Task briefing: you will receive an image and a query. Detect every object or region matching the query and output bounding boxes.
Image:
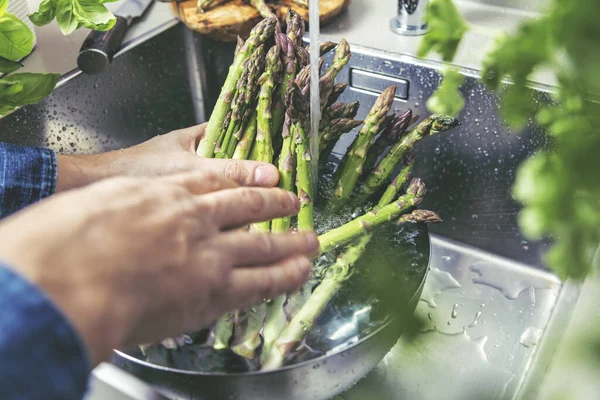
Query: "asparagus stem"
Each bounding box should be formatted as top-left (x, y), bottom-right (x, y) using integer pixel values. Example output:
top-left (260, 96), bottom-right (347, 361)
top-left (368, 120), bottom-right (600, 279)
top-left (356, 115), bottom-right (458, 203)
top-left (261, 296), bottom-right (288, 364)
top-left (261, 235), bottom-right (370, 370)
top-left (378, 152), bottom-right (415, 206)
top-left (271, 114), bottom-right (296, 232)
top-left (250, 0), bottom-right (276, 19)
top-left (197, 18), bottom-right (276, 158)
top-left (212, 312), bottom-right (235, 350)
top-left (272, 33), bottom-right (297, 159)
top-left (319, 178), bottom-right (426, 253)
top-left (232, 112), bottom-right (258, 160)
top-left (294, 123), bottom-right (314, 231)
top-left (362, 110), bottom-right (413, 177)
top-left (218, 44), bottom-right (267, 159)
top-left (231, 304), bottom-right (267, 359)
top-left (330, 86), bottom-right (397, 210)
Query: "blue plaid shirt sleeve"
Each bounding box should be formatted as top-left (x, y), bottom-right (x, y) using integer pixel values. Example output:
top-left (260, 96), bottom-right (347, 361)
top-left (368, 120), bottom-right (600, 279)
top-left (0, 142), bottom-right (57, 219)
top-left (0, 264), bottom-right (91, 400)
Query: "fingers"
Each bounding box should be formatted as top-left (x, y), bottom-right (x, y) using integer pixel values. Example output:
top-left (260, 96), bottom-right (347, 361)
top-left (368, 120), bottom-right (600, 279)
top-left (160, 171), bottom-right (239, 195)
top-left (199, 187), bottom-right (300, 230)
top-left (194, 158), bottom-right (280, 187)
top-left (172, 123), bottom-right (207, 152)
top-left (212, 231), bottom-right (319, 267)
top-left (225, 255), bottom-right (312, 309)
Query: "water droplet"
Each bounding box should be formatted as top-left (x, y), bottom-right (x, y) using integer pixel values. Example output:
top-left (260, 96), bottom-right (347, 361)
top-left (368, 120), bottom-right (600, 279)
top-left (471, 214), bottom-right (479, 220)
top-left (520, 327), bottom-right (543, 348)
top-left (451, 303), bottom-right (459, 318)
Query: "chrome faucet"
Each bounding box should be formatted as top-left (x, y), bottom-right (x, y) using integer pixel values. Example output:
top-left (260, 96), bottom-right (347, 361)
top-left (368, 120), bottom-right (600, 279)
top-left (391, 0), bottom-right (428, 36)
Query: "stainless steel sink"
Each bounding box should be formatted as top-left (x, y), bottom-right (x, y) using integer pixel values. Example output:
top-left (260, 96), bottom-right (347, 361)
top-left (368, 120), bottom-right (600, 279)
top-left (0, 22), bottom-right (580, 400)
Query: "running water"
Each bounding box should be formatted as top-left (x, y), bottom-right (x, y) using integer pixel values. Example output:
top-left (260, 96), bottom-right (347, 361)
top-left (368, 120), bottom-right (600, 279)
top-left (309, 0), bottom-right (321, 194)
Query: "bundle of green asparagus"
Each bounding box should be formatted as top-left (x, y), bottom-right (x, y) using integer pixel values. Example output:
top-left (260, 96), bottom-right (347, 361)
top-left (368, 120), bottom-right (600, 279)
top-left (146, 14), bottom-right (458, 371)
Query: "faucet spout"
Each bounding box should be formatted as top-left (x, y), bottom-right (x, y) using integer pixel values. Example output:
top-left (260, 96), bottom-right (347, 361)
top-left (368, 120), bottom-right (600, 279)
top-left (391, 0), bottom-right (428, 36)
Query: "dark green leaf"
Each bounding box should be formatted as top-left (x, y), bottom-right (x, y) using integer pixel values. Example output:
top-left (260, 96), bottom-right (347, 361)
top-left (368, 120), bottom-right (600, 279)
top-left (73, 0), bottom-right (115, 31)
top-left (418, 0), bottom-right (468, 62)
top-left (0, 55), bottom-right (22, 73)
top-left (0, 72), bottom-right (59, 115)
top-left (0, 13), bottom-right (34, 60)
top-left (56, 0), bottom-right (78, 35)
top-left (426, 68), bottom-right (464, 117)
top-left (29, 0), bottom-right (58, 26)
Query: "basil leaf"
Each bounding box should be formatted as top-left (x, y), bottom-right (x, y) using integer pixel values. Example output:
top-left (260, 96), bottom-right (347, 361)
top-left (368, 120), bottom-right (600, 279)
top-left (73, 0), bottom-right (115, 31)
top-left (426, 69), bottom-right (464, 117)
top-left (418, 0), bottom-right (468, 62)
top-left (56, 0), bottom-right (78, 35)
top-left (0, 72), bottom-right (59, 115)
top-left (0, 0), bottom-right (7, 16)
top-left (29, 0), bottom-right (58, 26)
top-left (0, 13), bottom-right (34, 61)
top-left (0, 55), bottom-right (22, 73)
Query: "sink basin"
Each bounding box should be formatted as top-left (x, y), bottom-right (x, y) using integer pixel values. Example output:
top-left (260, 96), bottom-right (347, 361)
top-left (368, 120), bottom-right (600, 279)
top-left (0, 22), bottom-right (579, 400)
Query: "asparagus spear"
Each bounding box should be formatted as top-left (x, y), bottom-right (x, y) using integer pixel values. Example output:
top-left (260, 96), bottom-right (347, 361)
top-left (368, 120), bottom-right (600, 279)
top-left (263, 205), bottom-right (441, 369)
top-left (197, 18), bottom-right (276, 158)
top-left (231, 305), bottom-right (267, 359)
top-left (234, 36), bottom-right (244, 58)
top-left (326, 101), bottom-right (360, 120)
top-left (197, 0), bottom-right (229, 12)
top-left (250, 45), bottom-right (283, 231)
top-left (212, 312), bottom-right (235, 350)
top-left (326, 82), bottom-right (349, 107)
top-left (307, 41), bottom-right (337, 57)
top-left (250, 0), bottom-right (276, 19)
top-left (271, 87), bottom-right (297, 233)
top-left (356, 115), bottom-right (458, 203)
top-left (397, 209), bottom-right (443, 224)
top-left (330, 86), bottom-right (397, 210)
top-left (272, 33), bottom-right (296, 159)
top-left (294, 123), bottom-right (313, 230)
top-left (362, 110), bottom-right (413, 178)
top-left (323, 39), bottom-right (351, 79)
top-left (295, 45), bottom-right (310, 69)
top-left (232, 112), bottom-right (258, 160)
top-left (319, 178), bottom-right (426, 253)
top-left (378, 151), bottom-right (415, 206)
top-left (319, 118), bottom-right (363, 160)
top-left (219, 44), bottom-right (267, 159)
top-left (286, 9), bottom-right (305, 47)
top-left (262, 235), bottom-right (371, 370)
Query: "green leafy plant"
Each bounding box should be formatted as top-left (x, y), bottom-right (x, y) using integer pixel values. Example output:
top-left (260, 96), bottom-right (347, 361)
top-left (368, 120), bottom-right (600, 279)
top-left (29, 0), bottom-right (117, 35)
top-left (421, 0), bottom-right (600, 280)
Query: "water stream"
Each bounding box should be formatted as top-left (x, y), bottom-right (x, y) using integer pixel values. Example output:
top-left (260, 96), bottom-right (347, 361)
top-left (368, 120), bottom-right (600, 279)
top-left (309, 0), bottom-right (321, 195)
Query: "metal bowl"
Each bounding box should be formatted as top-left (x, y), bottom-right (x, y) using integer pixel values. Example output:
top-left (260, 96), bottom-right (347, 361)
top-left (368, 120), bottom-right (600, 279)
top-left (112, 216), bottom-right (431, 400)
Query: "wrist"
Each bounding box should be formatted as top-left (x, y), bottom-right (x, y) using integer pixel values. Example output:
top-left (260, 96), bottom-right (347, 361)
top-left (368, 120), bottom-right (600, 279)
top-left (56, 153), bottom-right (111, 192)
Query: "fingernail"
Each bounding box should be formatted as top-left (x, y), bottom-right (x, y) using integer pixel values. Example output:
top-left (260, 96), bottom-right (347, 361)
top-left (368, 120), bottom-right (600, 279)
top-left (254, 165), bottom-right (278, 187)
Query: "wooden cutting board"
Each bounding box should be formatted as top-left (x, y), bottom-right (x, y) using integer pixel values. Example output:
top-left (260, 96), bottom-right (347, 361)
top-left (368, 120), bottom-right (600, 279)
top-left (171, 0), bottom-right (349, 42)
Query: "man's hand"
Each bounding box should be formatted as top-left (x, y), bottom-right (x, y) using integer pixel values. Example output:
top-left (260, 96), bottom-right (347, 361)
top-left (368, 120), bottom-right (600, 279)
top-left (56, 124), bottom-right (279, 191)
top-left (0, 172), bottom-right (317, 367)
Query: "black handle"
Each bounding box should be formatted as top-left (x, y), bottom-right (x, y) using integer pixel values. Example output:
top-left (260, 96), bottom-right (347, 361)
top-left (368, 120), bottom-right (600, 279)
top-left (77, 16), bottom-right (129, 74)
